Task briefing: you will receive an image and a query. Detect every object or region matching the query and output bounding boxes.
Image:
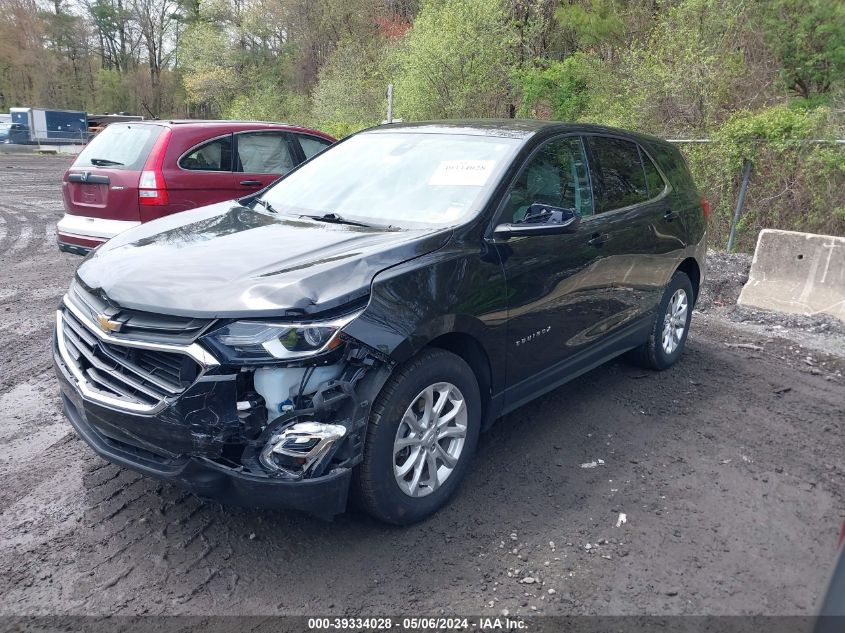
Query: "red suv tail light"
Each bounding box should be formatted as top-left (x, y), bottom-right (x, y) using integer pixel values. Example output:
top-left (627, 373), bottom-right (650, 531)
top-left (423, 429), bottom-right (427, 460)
top-left (138, 128), bottom-right (172, 206)
top-left (701, 197), bottom-right (710, 219)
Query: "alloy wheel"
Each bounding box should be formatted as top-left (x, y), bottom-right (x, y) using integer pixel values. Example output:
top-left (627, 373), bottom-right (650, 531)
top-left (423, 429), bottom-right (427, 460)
top-left (661, 288), bottom-right (689, 355)
top-left (393, 382), bottom-right (467, 498)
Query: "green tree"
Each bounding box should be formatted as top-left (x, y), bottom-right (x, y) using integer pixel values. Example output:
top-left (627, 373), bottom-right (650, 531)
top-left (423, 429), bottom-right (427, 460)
top-left (513, 52), bottom-right (600, 120)
top-left (180, 21), bottom-right (238, 114)
top-left (763, 0), bottom-right (845, 98)
top-left (555, 0), bottom-right (658, 58)
top-left (311, 36), bottom-right (397, 129)
top-left (394, 0), bottom-right (517, 120)
top-left (583, 0), bottom-right (750, 134)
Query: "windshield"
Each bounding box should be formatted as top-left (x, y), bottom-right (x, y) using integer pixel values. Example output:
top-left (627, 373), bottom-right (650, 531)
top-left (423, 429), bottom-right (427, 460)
top-left (74, 123), bottom-right (163, 170)
top-left (260, 132), bottom-right (521, 227)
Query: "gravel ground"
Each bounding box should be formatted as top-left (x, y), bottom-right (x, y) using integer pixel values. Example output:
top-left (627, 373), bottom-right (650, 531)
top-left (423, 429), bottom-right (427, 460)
top-left (0, 154), bottom-right (843, 618)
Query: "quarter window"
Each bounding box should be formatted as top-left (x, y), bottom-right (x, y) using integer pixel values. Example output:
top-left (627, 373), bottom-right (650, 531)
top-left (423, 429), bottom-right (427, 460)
top-left (640, 146), bottom-right (666, 198)
top-left (501, 136), bottom-right (594, 223)
top-left (298, 135), bottom-right (332, 159)
top-left (588, 137), bottom-right (649, 213)
top-left (236, 132), bottom-right (295, 174)
top-left (180, 136), bottom-right (233, 171)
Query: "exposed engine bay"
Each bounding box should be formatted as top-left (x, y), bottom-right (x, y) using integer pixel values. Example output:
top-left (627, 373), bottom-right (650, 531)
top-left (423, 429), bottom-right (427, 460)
top-left (232, 338), bottom-right (394, 481)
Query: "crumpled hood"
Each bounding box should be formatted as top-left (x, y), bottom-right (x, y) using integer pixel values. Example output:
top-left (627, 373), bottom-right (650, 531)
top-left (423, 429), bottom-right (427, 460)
top-left (76, 201), bottom-right (452, 318)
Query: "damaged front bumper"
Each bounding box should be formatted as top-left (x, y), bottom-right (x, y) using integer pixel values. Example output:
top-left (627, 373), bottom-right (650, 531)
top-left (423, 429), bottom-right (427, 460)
top-left (52, 296), bottom-right (391, 519)
top-left (57, 383), bottom-right (352, 516)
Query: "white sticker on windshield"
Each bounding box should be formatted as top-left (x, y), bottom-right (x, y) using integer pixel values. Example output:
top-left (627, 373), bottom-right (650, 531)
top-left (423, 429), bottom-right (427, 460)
top-left (428, 160), bottom-right (495, 187)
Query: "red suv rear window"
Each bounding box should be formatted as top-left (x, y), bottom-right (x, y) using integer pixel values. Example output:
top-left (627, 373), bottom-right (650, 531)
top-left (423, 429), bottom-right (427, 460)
top-left (74, 124), bottom-right (164, 171)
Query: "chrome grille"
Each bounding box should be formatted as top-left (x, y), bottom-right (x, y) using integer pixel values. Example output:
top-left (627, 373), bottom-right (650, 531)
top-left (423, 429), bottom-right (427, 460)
top-left (69, 282), bottom-right (213, 344)
top-left (56, 296), bottom-right (218, 413)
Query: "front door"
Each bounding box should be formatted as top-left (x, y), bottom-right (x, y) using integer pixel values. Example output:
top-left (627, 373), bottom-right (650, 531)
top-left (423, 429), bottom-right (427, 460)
top-left (491, 135), bottom-right (614, 401)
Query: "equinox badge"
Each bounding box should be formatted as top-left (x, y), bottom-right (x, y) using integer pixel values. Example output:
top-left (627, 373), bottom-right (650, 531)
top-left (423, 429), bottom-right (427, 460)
top-left (515, 326), bottom-right (551, 347)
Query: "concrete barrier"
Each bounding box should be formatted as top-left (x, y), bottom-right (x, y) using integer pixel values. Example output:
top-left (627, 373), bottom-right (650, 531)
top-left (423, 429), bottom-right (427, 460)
top-left (738, 229), bottom-right (845, 322)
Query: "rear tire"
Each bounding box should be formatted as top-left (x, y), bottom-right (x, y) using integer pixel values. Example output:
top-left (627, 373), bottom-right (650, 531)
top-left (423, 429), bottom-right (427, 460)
top-left (353, 348), bottom-right (481, 525)
top-left (630, 271), bottom-right (694, 370)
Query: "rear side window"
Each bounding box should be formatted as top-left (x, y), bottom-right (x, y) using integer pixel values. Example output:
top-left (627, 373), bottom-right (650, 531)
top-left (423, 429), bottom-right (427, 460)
top-left (73, 124), bottom-right (163, 171)
top-left (588, 136), bottom-right (649, 213)
top-left (640, 147), bottom-right (666, 198)
top-left (180, 136), bottom-right (233, 171)
top-left (236, 132), bottom-right (295, 174)
top-left (297, 134), bottom-right (332, 159)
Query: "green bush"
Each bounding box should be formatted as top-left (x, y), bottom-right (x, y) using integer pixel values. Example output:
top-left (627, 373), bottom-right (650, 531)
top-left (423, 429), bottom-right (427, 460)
top-left (684, 105), bottom-right (845, 250)
top-left (311, 37), bottom-right (397, 129)
top-left (224, 86), bottom-right (308, 123)
top-left (513, 53), bottom-right (599, 121)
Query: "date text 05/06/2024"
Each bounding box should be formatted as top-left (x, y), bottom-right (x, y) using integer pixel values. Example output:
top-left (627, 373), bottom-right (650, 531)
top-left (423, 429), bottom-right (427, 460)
top-left (307, 616), bottom-right (529, 630)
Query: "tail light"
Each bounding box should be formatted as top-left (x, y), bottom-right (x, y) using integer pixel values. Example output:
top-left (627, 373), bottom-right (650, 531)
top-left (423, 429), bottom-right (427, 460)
top-left (138, 128), bottom-right (172, 206)
top-left (701, 197), bottom-right (710, 219)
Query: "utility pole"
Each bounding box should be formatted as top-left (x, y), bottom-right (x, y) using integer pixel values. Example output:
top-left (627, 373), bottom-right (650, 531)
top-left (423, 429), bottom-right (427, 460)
top-left (386, 84), bottom-right (394, 124)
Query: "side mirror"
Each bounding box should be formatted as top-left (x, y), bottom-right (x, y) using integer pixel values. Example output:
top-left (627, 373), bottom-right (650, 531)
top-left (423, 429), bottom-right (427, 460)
top-left (494, 203), bottom-right (581, 238)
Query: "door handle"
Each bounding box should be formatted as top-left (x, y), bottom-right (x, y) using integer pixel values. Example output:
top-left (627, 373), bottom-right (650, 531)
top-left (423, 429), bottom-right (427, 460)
top-left (663, 209), bottom-right (677, 221)
top-left (588, 232), bottom-right (609, 247)
top-left (240, 180), bottom-right (263, 187)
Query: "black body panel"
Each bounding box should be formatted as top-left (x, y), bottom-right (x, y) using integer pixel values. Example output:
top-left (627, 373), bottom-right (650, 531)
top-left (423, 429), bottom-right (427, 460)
top-left (58, 119), bottom-right (708, 515)
top-left (76, 201), bottom-right (452, 319)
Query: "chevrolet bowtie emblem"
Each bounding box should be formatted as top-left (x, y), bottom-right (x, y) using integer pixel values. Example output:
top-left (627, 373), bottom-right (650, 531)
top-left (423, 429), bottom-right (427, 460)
top-left (96, 313), bottom-right (122, 333)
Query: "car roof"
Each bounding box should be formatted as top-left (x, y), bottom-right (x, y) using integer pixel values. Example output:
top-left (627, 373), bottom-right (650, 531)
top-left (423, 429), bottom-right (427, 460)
top-left (111, 119), bottom-right (334, 140)
top-left (364, 119), bottom-right (669, 147)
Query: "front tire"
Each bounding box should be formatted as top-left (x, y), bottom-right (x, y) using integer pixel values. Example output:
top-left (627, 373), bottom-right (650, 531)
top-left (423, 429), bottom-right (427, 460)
top-left (631, 271), bottom-right (694, 370)
top-left (353, 349), bottom-right (481, 525)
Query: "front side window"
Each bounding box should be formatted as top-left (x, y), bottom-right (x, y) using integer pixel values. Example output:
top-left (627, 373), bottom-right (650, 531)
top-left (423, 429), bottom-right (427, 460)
top-left (180, 136), bottom-right (233, 171)
top-left (500, 136), bottom-right (594, 223)
top-left (588, 136), bottom-right (649, 213)
top-left (236, 132), bottom-right (295, 174)
top-left (260, 132), bottom-right (521, 228)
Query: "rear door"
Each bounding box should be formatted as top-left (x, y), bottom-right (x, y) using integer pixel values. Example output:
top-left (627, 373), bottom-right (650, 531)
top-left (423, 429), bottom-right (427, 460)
top-left (161, 133), bottom-right (240, 218)
top-left (233, 131), bottom-right (299, 196)
top-left (63, 123), bottom-right (164, 222)
top-left (583, 135), bottom-right (687, 333)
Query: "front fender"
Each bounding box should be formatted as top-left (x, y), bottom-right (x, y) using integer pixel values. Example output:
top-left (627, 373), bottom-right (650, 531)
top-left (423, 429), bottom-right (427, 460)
top-left (343, 243), bottom-right (509, 392)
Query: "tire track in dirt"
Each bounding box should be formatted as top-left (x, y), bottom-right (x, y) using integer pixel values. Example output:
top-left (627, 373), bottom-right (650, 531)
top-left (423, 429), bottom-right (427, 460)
top-left (0, 207), bottom-right (22, 255)
top-left (0, 205), bottom-right (53, 256)
top-left (15, 210), bottom-right (49, 256)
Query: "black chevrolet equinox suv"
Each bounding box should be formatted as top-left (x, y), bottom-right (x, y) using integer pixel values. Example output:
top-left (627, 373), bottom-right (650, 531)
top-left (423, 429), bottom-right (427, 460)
top-left (53, 121), bottom-right (707, 524)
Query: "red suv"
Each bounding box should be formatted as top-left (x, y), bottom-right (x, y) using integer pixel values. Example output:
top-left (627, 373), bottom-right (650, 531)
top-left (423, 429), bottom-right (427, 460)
top-left (57, 120), bottom-right (335, 254)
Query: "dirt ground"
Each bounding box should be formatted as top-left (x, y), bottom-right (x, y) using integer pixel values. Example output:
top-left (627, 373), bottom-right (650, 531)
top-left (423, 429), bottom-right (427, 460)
top-left (0, 154), bottom-right (842, 617)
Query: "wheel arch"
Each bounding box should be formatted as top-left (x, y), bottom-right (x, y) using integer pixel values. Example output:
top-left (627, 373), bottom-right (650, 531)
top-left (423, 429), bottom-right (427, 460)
top-left (676, 257), bottom-right (701, 305)
top-left (425, 331), bottom-right (495, 429)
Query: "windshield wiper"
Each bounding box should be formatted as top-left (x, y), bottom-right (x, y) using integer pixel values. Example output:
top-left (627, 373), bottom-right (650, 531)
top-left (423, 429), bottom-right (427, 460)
top-left (300, 212), bottom-right (370, 227)
top-left (253, 198), bottom-right (278, 214)
top-left (88, 158), bottom-right (124, 166)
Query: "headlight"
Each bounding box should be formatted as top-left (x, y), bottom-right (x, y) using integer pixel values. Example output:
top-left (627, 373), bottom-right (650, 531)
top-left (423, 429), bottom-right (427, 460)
top-left (203, 311), bottom-right (362, 364)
